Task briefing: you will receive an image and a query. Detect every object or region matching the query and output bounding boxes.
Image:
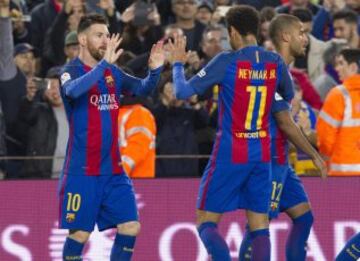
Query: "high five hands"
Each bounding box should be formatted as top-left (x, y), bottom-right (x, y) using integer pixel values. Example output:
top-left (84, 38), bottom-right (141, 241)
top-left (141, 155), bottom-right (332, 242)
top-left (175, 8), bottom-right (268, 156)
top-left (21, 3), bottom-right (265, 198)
top-left (166, 34), bottom-right (188, 65)
top-left (148, 40), bottom-right (166, 70)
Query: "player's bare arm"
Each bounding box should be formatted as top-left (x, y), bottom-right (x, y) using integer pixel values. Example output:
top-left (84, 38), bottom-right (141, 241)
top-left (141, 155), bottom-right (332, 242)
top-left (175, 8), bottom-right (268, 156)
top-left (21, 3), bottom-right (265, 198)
top-left (274, 110), bottom-right (328, 179)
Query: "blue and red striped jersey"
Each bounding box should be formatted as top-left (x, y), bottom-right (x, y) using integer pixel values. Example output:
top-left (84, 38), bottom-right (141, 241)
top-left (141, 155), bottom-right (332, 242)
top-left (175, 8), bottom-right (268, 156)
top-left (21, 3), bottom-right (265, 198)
top-left (60, 58), bottom-right (162, 176)
top-left (173, 46), bottom-right (294, 163)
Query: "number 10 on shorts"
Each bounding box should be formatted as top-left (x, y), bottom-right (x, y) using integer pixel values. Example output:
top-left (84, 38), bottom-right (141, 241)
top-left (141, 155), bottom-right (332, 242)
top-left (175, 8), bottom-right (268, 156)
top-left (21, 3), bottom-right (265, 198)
top-left (66, 193), bottom-right (81, 212)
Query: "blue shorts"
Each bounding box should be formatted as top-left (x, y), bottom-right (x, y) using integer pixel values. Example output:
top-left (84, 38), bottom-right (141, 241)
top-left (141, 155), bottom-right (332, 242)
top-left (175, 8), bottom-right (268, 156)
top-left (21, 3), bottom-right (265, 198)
top-left (58, 174), bottom-right (138, 232)
top-left (197, 161), bottom-right (271, 214)
top-left (269, 162), bottom-right (309, 219)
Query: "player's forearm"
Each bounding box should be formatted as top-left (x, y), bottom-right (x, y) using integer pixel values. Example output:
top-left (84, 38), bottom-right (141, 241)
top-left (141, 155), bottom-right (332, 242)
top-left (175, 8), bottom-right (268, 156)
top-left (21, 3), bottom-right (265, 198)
top-left (63, 59), bottom-right (110, 99)
top-left (137, 66), bottom-right (163, 96)
top-left (275, 110), bottom-right (319, 159)
top-left (172, 62), bottom-right (197, 99)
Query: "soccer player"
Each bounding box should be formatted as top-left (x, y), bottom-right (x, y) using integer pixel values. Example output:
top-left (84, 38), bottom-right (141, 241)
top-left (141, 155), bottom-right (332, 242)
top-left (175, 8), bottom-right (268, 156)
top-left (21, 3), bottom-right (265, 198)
top-left (167, 6), bottom-right (326, 261)
top-left (239, 14), bottom-right (324, 261)
top-left (58, 14), bottom-right (164, 260)
top-left (336, 232), bottom-right (360, 261)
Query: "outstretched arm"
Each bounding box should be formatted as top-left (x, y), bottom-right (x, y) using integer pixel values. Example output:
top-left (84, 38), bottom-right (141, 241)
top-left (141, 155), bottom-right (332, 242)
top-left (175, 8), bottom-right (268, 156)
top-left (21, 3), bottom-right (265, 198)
top-left (167, 35), bottom-right (228, 100)
top-left (62, 33), bottom-right (123, 99)
top-left (120, 40), bottom-right (164, 96)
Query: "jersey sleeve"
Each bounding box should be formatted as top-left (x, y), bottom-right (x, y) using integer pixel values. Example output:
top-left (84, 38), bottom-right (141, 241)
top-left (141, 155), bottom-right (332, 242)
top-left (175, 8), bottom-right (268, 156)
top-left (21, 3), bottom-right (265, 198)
top-left (271, 57), bottom-right (295, 114)
top-left (271, 94), bottom-right (291, 113)
top-left (173, 52), bottom-right (229, 99)
top-left (60, 59), bottom-right (110, 99)
top-left (277, 58), bottom-right (295, 102)
top-left (116, 66), bottom-right (163, 96)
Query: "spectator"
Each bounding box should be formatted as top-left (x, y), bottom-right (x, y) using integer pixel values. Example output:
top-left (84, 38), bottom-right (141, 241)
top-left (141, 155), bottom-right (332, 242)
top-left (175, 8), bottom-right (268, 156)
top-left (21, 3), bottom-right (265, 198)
top-left (171, 0), bottom-right (206, 52)
top-left (120, 2), bottom-right (163, 55)
top-left (47, 67), bottom-right (68, 178)
top-left (332, 9), bottom-right (359, 48)
top-left (0, 1), bottom-right (35, 178)
top-left (276, 0), bottom-right (322, 16)
top-left (14, 75), bottom-right (62, 178)
top-left (259, 7), bottom-right (276, 46)
top-left (317, 48), bottom-right (360, 176)
top-left (200, 25), bottom-right (226, 65)
top-left (233, 0), bottom-right (282, 10)
top-left (118, 96), bottom-right (156, 178)
top-left (10, 3), bottom-right (31, 45)
top-left (313, 39), bottom-right (348, 101)
top-left (196, 1), bottom-right (214, 25)
top-left (289, 83), bottom-right (319, 175)
top-left (292, 8), bottom-right (331, 83)
top-left (42, 0), bottom-right (85, 73)
top-left (311, 0), bottom-right (345, 41)
top-left (345, 0), bottom-right (360, 14)
top-left (290, 68), bottom-right (323, 111)
top-left (153, 79), bottom-right (209, 177)
top-left (126, 24), bottom-right (184, 78)
top-left (64, 31), bottom-right (80, 61)
top-left (30, 0), bottom-right (63, 58)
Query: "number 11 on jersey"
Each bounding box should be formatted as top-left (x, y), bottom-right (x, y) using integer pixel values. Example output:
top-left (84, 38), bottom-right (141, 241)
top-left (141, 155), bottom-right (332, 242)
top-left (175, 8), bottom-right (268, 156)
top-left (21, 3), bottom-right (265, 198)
top-left (245, 85), bottom-right (267, 130)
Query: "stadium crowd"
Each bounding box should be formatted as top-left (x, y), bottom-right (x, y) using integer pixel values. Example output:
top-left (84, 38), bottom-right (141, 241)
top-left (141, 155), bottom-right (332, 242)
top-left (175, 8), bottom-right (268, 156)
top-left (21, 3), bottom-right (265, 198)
top-left (0, 0), bottom-right (359, 179)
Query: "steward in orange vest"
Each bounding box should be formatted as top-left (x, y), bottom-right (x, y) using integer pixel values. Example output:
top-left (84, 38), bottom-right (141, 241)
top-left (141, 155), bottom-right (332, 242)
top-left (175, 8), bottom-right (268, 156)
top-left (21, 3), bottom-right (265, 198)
top-left (118, 97), bottom-right (156, 178)
top-left (317, 49), bottom-right (360, 176)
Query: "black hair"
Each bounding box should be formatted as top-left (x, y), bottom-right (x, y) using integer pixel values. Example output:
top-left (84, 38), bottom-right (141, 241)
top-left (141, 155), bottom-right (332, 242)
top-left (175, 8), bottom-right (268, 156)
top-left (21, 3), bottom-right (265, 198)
top-left (260, 6), bottom-right (276, 23)
top-left (333, 9), bottom-right (358, 24)
top-left (291, 8), bottom-right (313, 23)
top-left (225, 5), bottom-right (260, 37)
top-left (338, 49), bottom-right (360, 68)
top-left (77, 13), bottom-right (108, 34)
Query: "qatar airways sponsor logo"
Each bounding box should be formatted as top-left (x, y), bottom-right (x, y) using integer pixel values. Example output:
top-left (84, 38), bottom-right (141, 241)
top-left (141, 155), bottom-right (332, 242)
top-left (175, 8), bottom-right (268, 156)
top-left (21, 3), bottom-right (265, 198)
top-left (1, 220), bottom-right (360, 260)
top-left (89, 94), bottom-right (119, 111)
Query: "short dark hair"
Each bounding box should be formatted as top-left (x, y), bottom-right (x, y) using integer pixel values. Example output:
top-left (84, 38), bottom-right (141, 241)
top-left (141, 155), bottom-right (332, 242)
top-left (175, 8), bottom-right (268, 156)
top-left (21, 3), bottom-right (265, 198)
top-left (260, 7), bottom-right (276, 23)
top-left (338, 49), bottom-right (360, 67)
top-left (77, 13), bottom-right (108, 34)
top-left (225, 5), bottom-right (260, 37)
top-left (269, 14), bottom-right (301, 48)
top-left (291, 8), bottom-right (313, 23)
top-left (333, 9), bottom-right (358, 24)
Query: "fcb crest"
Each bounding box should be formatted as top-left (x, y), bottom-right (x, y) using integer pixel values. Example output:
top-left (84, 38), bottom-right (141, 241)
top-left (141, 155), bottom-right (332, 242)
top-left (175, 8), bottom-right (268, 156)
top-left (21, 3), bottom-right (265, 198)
top-left (66, 213), bottom-right (76, 223)
top-left (105, 75), bottom-right (114, 87)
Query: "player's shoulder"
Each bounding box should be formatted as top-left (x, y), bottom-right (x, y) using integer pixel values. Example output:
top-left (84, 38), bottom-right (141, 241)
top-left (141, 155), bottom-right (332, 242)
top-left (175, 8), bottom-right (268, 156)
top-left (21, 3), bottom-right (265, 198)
top-left (212, 50), bottom-right (234, 62)
top-left (60, 58), bottom-right (82, 85)
top-left (261, 50), bottom-right (283, 63)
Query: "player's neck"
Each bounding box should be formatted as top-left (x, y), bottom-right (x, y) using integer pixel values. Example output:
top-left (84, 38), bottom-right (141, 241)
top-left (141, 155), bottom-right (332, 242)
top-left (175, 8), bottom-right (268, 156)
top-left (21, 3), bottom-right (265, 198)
top-left (277, 47), bottom-right (294, 66)
top-left (237, 37), bottom-right (257, 50)
top-left (79, 49), bottom-right (98, 68)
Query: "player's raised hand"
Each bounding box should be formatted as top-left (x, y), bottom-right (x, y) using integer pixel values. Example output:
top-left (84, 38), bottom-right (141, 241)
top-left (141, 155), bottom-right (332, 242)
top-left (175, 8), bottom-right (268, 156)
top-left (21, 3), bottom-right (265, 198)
top-left (312, 154), bottom-right (328, 179)
top-left (148, 40), bottom-right (165, 70)
top-left (166, 34), bottom-right (187, 65)
top-left (104, 33), bottom-right (123, 64)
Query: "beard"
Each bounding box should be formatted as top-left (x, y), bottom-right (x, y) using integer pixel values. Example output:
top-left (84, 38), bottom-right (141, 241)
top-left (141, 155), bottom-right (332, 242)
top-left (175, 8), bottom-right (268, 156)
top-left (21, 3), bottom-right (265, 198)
top-left (291, 43), bottom-right (306, 58)
top-left (88, 43), bottom-right (106, 61)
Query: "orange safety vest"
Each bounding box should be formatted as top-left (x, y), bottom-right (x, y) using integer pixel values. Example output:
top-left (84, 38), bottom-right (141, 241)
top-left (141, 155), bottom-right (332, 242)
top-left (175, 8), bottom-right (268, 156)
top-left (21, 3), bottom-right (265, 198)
top-left (118, 104), bottom-right (156, 178)
top-left (316, 74), bottom-right (360, 176)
